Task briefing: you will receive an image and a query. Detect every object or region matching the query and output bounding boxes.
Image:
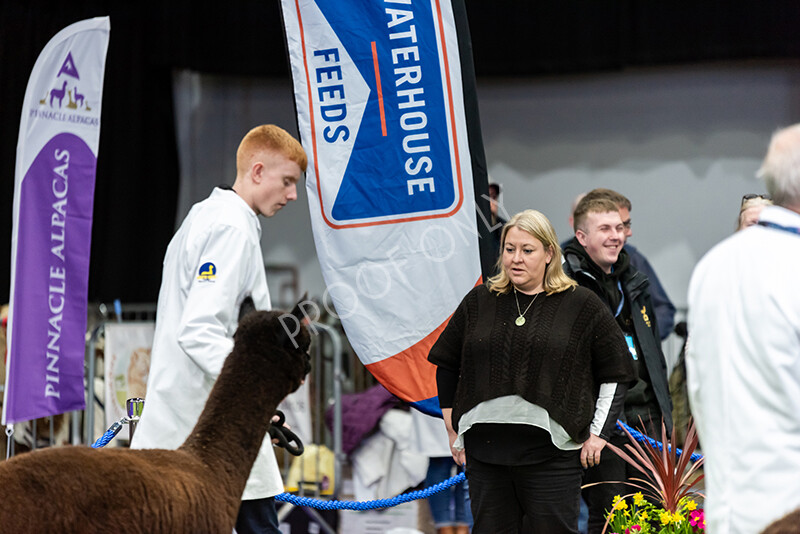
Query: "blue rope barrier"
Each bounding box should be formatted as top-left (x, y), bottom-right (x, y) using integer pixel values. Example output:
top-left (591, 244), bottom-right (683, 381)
top-left (275, 471), bottom-right (466, 511)
top-left (617, 420), bottom-right (703, 462)
top-left (279, 422), bottom-right (703, 511)
top-left (91, 420), bottom-right (125, 448)
top-left (90, 416), bottom-right (700, 510)
top-left (88, 415), bottom-right (468, 510)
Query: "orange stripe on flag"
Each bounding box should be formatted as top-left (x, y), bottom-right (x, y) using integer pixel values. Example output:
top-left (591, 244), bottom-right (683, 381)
top-left (366, 319), bottom-right (447, 402)
top-left (371, 41), bottom-right (387, 137)
top-left (366, 277), bottom-right (483, 403)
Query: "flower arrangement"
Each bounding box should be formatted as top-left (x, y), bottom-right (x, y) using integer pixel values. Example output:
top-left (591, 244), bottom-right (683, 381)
top-left (601, 418), bottom-right (705, 534)
top-left (605, 492), bottom-right (705, 533)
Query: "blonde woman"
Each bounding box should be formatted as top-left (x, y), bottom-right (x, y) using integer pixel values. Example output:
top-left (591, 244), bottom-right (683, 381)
top-left (429, 210), bottom-right (635, 533)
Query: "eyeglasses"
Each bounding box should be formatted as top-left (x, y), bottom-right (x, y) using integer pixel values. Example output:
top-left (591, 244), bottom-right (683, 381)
top-left (741, 193), bottom-right (771, 207)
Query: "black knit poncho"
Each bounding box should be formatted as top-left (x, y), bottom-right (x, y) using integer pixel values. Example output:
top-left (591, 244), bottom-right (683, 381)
top-left (428, 284), bottom-right (635, 443)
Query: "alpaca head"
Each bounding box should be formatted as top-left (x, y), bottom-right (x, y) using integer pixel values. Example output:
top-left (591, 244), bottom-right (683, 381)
top-left (232, 305), bottom-right (311, 394)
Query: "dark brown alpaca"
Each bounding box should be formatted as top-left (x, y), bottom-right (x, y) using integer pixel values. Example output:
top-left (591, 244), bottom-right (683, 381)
top-left (761, 508), bottom-right (800, 534)
top-left (0, 308), bottom-right (311, 533)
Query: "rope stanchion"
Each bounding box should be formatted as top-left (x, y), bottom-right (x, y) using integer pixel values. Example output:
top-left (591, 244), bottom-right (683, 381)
top-left (616, 420), bottom-right (703, 462)
top-left (90, 396), bottom-right (142, 448)
top-left (275, 471), bottom-right (466, 511)
top-left (5, 425), bottom-right (13, 460)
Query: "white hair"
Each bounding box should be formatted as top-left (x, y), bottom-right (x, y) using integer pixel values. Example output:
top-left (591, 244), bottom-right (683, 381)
top-left (757, 124), bottom-right (800, 207)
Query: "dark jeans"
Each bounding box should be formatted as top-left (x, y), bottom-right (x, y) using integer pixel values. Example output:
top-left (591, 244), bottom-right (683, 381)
top-left (426, 457), bottom-right (473, 527)
top-left (466, 450), bottom-right (582, 534)
top-left (236, 497), bottom-right (280, 534)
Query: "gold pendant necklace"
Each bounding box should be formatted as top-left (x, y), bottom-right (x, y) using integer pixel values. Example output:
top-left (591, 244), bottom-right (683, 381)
top-left (513, 287), bottom-right (539, 326)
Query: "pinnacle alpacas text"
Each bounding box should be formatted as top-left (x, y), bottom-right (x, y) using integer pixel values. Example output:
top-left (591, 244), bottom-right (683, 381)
top-left (45, 148), bottom-right (70, 399)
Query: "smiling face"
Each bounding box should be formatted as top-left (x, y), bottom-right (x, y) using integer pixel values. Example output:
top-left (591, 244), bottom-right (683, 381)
top-left (250, 149), bottom-right (302, 217)
top-left (576, 210), bottom-right (624, 274)
top-left (502, 226), bottom-right (553, 294)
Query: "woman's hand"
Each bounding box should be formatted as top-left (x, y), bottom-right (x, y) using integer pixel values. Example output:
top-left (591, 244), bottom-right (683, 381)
top-left (580, 433), bottom-right (608, 468)
top-left (442, 407), bottom-right (466, 466)
top-left (448, 428), bottom-right (466, 466)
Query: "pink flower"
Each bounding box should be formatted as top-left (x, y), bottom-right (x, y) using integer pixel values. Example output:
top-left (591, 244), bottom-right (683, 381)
top-left (624, 526), bottom-right (641, 533)
top-left (689, 509), bottom-right (706, 531)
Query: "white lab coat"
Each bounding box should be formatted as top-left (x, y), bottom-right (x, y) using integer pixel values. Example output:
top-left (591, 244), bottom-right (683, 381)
top-left (687, 205), bottom-right (800, 534)
top-left (131, 187), bottom-right (283, 500)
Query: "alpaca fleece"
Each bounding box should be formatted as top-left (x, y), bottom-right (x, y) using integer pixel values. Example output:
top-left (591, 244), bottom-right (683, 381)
top-left (0, 309), bottom-right (310, 534)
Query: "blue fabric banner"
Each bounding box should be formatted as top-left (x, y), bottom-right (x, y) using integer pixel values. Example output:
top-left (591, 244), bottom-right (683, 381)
top-left (281, 0), bottom-right (487, 414)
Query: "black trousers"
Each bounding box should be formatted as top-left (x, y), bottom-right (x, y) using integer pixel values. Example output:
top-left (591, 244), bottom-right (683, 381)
top-left (235, 497), bottom-right (280, 534)
top-left (466, 450), bottom-right (582, 534)
top-left (581, 434), bottom-right (628, 534)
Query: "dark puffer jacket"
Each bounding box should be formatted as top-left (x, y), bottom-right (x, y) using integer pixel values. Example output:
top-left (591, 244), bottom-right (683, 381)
top-left (563, 239), bottom-right (673, 433)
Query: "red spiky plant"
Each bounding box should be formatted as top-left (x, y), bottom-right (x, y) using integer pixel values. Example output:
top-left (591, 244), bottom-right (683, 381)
top-left (600, 417), bottom-right (706, 533)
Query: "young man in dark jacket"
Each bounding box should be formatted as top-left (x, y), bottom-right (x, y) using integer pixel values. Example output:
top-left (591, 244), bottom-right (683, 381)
top-left (562, 196), bottom-right (672, 534)
top-left (563, 189), bottom-right (676, 340)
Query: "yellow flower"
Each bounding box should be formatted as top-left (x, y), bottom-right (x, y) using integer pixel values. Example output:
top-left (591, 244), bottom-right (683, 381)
top-left (660, 511), bottom-right (672, 525)
top-left (615, 499), bottom-right (628, 511)
top-left (633, 492), bottom-right (645, 506)
top-left (623, 509), bottom-right (630, 517)
top-left (607, 513), bottom-right (615, 522)
top-left (640, 511), bottom-right (649, 521)
top-left (612, 495), bottom-right (623, 505)
top-left (672, 512), bottom-right (684, 523)
top-left (684, 499), bottom-right (697, 511)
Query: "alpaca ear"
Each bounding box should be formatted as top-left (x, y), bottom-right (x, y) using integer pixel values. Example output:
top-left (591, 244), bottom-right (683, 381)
top-left (277, 293), bottom-right (310, 350)
top-left (238, 296), bottom-right (257, 322)
top-left (289, 293), bottom-right (309, 324)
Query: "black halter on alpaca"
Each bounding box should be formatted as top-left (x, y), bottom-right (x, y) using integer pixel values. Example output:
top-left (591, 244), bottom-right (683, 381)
top-left (0, 306), bottom-right (311, 534)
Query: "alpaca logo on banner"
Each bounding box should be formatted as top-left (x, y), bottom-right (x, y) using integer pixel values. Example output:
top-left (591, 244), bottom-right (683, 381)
top-left (36, 51), bottom-right (94, 113)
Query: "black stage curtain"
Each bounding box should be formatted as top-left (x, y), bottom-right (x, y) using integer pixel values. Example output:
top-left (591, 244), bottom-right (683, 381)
top-left (0, 0), bottom-right (290, 304)
top-left (2, 0), bottom-right (800, 303)
top-left (465, 1), bottom-right (800, 75)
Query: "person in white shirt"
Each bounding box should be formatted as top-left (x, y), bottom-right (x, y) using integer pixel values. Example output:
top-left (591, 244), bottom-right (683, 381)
top-left (131, 124), bottom-right (306, 534)
top-left (687, 123), bottom-right (800, 534)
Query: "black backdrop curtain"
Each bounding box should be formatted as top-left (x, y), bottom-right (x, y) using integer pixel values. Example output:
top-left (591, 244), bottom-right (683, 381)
top-left (2, 0), bottom-right (800, 303)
